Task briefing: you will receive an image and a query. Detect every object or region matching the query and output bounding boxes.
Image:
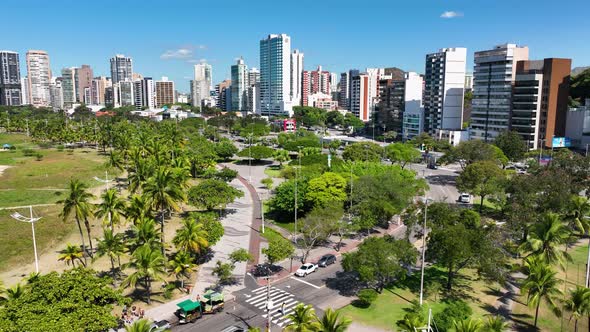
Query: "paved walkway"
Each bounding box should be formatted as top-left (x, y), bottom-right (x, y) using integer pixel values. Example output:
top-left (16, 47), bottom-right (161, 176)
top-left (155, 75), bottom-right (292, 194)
top-left (145, 176), bottom-right (255, 322)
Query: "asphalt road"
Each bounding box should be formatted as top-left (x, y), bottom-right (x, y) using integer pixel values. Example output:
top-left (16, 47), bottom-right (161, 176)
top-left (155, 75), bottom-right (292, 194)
top-left (406, 163), bottom-right (462, 203)
top-left (172, 262), bottom-right (349, 332)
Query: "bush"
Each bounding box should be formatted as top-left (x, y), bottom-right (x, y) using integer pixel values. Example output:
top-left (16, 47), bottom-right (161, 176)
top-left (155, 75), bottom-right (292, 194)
top-left (163, 283), bottom-right (176, 299)
top-left (433, 300), bottom-right (473, 332)
top-left (38, 142), bottom-right (53, 149)
top-left (22, 148), bottom-right (35, 156)
top-left (357, 289), bottom-right (378, 307)
top-left (35, 152), bottom-right (43, 161)
top-left (56, 144), bottom-right (65, 152)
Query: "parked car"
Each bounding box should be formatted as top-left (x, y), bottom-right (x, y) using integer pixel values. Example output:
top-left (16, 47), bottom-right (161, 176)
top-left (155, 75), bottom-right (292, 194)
top-left (150, 320), bottom-right (171, 331)
top-left (458, 193), bottom-right (471, 204)
top-left (220, 325), bottom-right (246, 332)
top-left (317, 254), bottom-right (336, 267)
top-left (295, 263), bottom-right (317, 277)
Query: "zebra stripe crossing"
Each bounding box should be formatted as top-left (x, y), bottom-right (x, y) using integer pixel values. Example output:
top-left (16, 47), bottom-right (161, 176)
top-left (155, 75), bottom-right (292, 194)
top-left (244, 286), bottom-right (310, 327)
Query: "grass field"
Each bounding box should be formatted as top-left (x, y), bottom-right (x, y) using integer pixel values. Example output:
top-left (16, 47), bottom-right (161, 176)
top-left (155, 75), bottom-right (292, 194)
top-left (512, 242), bottom-right (590, 331)
top-left (338, 267), bottom-right (501, 330)
top-left (0, 133), bottom-right (112, 271)
top-left (0, 206), bottom-right (76, 271)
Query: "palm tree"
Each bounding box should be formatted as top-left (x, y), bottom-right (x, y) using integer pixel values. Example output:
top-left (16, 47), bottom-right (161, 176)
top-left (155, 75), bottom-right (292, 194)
top-left (168, 250), bottom-right (196, 289)
top-left (482, 315), bottom-right (508, 332)
top-left (564, 286), bottom-right (590, 332)
top-left (283, 303), bottom-right (319, 332)
top-left (519, 212), bottom-right (571, 268)
top-left (453, 318), bottom-right (483, 332)
top-left (127, 194), bottom-right (152, 224)
top-left (105, 150), bottom-right (124, 171)
top-left (316, 308), bottom-right (351, 332)
top-left (124, 318), bottom-right (167, 332)
top-left (142, 166), bottom-right (186, 253)
top-left (58, 243), bottom-right (86, 267)
top-left (521, 260), bottom-right (562, 328)
top-left (59, 179), bottom-right (95, 261)
top-left (396, 314), bottom-right (424, 332)
top-left (0, 279), bottom-right (6, 302)
top-left (172, 219), bottom-right (209, 255)
top-left (122, 244), bottom-right (167, 304)
top-left (95, 228), bottom-right (126, 272)
top-left (25, 272), bottom-right (40, 285)
top-left (130, 217), bottom-right (161, 251)
top-left (6, 283), bottom-right (25, 301)
top-left (95, 188), bottom-right (127, 229)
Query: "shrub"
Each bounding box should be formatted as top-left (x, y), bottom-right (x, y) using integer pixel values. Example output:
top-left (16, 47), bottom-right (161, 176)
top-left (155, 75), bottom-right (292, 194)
top-left (35, 153), bottom-right (43, 161)
top-left (38, 142), bottom-right (53, 149)
top-left (357, 289), bottom-right (378, 306)
top-left (22, 148), bottom-right (35, 156)
top-left (56, 144), bottom-right (65, 152)
top-left (163, 282), bottom-right (175, 299)
top-left (433, 300), bottom-right (473, 332)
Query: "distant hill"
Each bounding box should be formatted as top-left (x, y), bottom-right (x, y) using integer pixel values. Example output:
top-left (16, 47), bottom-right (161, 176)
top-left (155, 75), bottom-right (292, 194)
top-left (572, 66), bottom-right (589, 76)
top-left (384, 67), bottom-right (405, 81)
top-left (571, 68), bottom-right (590, 105)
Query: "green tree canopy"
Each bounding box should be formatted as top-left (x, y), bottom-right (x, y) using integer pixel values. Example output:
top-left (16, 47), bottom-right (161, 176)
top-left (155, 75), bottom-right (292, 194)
top-left (385, 142), bottom-right (421, 169)
top-left (342, 142), bottom-right (383, 162)
top-left (188, 179), bottom-right (244, 211)
top-left (305, 172), bottom-right (347, 208)
top-left (0, 268), bottom-right (128, 332)
top-left (493, 130), bottom-right (527, 161)
top-left (237, 145), bottom-right (275, 161)
top-left (262, 237), bottom-right (295, 264)
top-left (342, 236), bottom-right (418, 293)
top-left (456, 161), bottom-right (505, 212)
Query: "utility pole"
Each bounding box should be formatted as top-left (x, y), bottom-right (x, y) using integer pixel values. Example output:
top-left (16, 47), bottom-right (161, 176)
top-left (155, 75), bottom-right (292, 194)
top-left (419, 170), bottom-right (428, 305)
top-left (261, 190), bottom-right (265, 234)
top-left (294, 146), bottom-right (302, 241)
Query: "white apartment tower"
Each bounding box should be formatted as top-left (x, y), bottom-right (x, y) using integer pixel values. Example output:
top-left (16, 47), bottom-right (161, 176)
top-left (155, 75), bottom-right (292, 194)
top-left (259, 34), bottom-right (293, 116)
top-left (470, 44), bottom-right (529, 141)
top-left (110, 54), bottom-right (133, 84)
top-left (290, 49), bottom-right (304, 106)
top-left (402, 72), bottom-right (425, 140)
top-left (26, 50), bottom-right (52, 107)
top-left (191, 62), bottom-right (212, 108)
top-left (231, 58), bottom-right (248, 111)
top-left (423, 47), bottom-right (467, 134)
top-left (61, 67), bottom-right (77, 107)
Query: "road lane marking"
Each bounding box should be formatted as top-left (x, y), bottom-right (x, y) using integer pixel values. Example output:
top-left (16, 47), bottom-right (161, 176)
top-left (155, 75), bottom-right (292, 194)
top-left (289, 276), bottom-right (321, 289)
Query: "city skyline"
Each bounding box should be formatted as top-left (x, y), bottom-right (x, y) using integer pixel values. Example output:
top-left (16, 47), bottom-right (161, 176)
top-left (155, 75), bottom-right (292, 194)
top-left (3, 0), bottom-right (589, 92)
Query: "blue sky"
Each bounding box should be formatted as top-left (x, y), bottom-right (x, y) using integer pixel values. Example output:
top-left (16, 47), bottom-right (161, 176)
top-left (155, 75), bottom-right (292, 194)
top-left (4, 0), bottom-right (590, 92)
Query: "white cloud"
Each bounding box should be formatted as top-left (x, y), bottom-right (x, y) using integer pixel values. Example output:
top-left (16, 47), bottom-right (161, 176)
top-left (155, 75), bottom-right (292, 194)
top-left (160, 48), bottom-right (193, 60)
top-left (186, 58), bottom-right (207, 64)
top-left (440, 11), bottom-right (463, 19)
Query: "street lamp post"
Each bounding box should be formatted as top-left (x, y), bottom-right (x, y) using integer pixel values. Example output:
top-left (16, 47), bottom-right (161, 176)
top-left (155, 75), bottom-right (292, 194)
top-left (261, 190), bottom-right (265, 234)
top-left (419, 196), bottom-right (429, 305)
top-left (10, 206), bottom-right (42, 273)
top-left (294, 146), bottom-right (302, 241)
top-left (265, 276), bottom-right (274, 332)
top-left (248, 134), bottom-right (253, 183)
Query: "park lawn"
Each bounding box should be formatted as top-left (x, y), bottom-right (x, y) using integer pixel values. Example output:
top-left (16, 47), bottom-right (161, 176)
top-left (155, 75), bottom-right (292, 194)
top-left (0, 149), bottom-right (109, 191)
top-left (512, 242), bottom-right (590, 331)
top-left (0, 190), bottom-right (64, 208)
top-left (260, 227), bottom-right (286, 243)
top-left (264, 166), bottom-right (282, 178)
top-left (338, 267), bottom-right (499, 330)
top-left (0, 132), bottom-right (36, 148)
top-left (0, 205), bottom-right (76, 271)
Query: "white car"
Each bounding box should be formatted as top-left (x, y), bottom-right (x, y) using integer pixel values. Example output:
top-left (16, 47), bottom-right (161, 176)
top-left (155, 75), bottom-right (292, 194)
top-left (459, 193), bottom-right (471, 204)
top-left (295, 263), bottom-right (317, 277)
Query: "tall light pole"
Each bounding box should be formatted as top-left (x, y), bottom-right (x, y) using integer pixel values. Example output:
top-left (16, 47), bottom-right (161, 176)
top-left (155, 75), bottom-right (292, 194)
top-left (261, 190), bottom-right (266, 234)
top-left (265, 276), bottom-right (274, 332)
top-left (294, 146), bottom-right (302, 241)
top-left (10, 206), bottom-right (42, 273)
top-left (419, 170), bottom-right (429, 305)
top-left (248, 134), bottom-right (253, 183)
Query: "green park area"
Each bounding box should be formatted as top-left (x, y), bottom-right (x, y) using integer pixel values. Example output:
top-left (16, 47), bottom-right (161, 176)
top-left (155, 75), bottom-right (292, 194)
top-left (0, 133), bottom-right (110, 270)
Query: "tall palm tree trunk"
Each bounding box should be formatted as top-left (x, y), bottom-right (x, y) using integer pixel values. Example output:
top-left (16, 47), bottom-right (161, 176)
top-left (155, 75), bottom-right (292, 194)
top-left (146, 276), bottom-right (151, 304)
top-left (534, 301), bottom-right (540, 327)
top-left (84, 218), bottom-right (94, 257)
top-left (160, 208), bottom-right (165, 255)
top-left (75, 216), bottom-right (87, 265)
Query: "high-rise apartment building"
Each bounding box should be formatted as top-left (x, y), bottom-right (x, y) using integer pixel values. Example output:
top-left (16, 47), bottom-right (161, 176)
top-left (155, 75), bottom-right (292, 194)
top-left (339, 71), bottom-right (353, 110)
top-left (231, 58), bottom-right (248, 111)
top-left (302, 66), bottom-right (331, 106)
top-left (290, 49), bottom-right (304, 106)
top-left (26, 50), bottom-right (52, 107)
top-left (191, 62), bottom-right (212, 108)
top-left (21, 77), bottom-right (29, 105)
top-left (423, 47), bottom-right (467, 134)
top-left (350, 73), bottom-right (371, 122)
top-left (194, 62), bottom-right (212, 89)
top-left (248, 68), bottom-right (260, 113)
top-left (155, 77), bottom-right (175, 107)
top-left (0, 51), bottom-right (22, 106)
top-left (216, 79), bottom-right (232, 111)
top-left (75, 65), bottom-right (93, 104)
top-left (402, 72), bottom-right (425, 140)
top-left (260, 34), bottom-right (293, 116)
top-left (61, 68), bottom-right (77, 107)
top-left (470, 44), bottom-right (529, 141)
top-left (49, 79), bottom-right (64, 110)
top-left (110, 55), bottom-right (133, 84)
top-left (90, 76), bottom-right (109, 105)
top-left (117, 81), bottom-right (134, 106)
top-left (512, 58), bottom-right (571, 149)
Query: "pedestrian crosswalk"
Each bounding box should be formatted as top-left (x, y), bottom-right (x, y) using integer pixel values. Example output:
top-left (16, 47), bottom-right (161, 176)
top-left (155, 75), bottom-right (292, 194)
top-left (245, 286), bottom-right (307, 327)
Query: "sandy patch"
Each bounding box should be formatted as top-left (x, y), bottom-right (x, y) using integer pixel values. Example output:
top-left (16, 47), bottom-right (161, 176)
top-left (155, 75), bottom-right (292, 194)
top-left (0, 165), bottom-right (10, 178)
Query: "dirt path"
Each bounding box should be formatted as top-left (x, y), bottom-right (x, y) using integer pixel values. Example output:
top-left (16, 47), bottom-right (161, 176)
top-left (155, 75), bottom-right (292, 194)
top-left (0, 165), bottom-right (10, 177)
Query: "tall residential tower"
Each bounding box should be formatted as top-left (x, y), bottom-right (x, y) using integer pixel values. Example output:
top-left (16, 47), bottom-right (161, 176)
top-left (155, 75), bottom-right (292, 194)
top-left (26, 50), bottom-right (52, 107)
top-left (259, 34), bottom-right (292, 116)
top-left (0, 51), bottom-right (22, 106)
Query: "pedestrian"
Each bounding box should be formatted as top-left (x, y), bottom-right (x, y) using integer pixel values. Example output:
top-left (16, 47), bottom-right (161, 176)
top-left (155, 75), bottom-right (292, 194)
top-left (279, 301), bottom-right (286, 315)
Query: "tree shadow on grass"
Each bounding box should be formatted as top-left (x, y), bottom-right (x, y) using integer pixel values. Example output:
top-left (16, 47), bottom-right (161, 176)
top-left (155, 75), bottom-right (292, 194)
top-left (510, 312), bottom-right (536, 332)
